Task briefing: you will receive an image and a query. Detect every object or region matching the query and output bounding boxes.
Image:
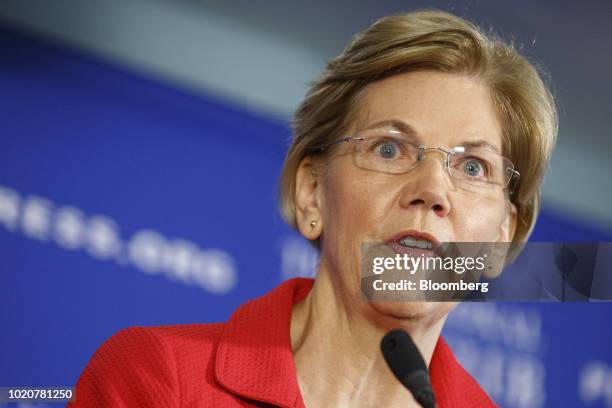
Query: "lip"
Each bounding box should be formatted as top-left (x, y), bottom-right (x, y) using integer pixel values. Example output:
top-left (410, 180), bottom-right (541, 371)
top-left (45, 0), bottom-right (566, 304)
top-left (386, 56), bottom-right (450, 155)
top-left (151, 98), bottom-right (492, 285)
top-left (385, 230), bottom-right (441, 249)
top-left (385, 230), bottom-right (441, 255)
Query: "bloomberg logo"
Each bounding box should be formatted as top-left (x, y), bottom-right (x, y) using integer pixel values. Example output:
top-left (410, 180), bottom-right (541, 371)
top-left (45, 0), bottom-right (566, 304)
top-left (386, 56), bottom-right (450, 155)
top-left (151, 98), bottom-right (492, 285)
top-left (0, 184), bottom-right (237, 294)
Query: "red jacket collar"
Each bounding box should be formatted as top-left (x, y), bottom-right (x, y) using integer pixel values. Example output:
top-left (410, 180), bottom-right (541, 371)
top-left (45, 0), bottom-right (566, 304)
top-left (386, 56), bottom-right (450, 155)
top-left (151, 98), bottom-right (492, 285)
top-left (214, 277), bottom-right (494, 407)
top-left (215, 278), bottom-right (312, 407)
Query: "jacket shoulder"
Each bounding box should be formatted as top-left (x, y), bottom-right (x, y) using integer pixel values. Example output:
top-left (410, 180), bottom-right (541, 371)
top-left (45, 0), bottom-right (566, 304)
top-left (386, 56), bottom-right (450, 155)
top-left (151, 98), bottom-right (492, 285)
top-left (69, 323), bottom-right (226, 407)
top-left (146, 322), bottom-right (225, 351)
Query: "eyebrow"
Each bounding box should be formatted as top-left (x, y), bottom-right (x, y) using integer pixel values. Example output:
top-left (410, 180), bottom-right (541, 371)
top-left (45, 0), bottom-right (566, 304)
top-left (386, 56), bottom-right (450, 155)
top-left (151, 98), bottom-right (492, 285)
top-left (361, 119), bottom-right (502, 155)
top-left (361, 119), bottom-right (421, 145)
top-left (458, 140), bottom-right (501, 155)
top-left (362, 119), bottom-right (418, 138)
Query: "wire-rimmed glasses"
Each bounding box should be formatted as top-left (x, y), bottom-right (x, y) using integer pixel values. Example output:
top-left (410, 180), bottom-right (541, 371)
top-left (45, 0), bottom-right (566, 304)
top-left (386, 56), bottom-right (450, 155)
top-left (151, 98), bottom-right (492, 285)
top-left (312, 128), bottom-right (520, 194)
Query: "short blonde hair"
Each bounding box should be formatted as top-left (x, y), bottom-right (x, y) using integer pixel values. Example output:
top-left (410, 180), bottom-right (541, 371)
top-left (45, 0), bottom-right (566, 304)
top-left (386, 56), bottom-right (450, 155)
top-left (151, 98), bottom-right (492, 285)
top-left (278, 10), bottom-right (557, 261)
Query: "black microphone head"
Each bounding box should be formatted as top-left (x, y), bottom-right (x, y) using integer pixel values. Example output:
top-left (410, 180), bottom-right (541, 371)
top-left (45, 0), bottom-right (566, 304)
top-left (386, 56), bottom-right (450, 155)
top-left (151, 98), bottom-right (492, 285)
top-left (381, 329), bottom-right (427, 376)
top-left (381, 329), bottom-right (436, 408)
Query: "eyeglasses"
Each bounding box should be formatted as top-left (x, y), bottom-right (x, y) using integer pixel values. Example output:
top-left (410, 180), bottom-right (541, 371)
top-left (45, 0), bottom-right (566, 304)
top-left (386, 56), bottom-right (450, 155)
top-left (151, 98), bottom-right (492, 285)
top-left (312, 128), bottom-right (520, 194)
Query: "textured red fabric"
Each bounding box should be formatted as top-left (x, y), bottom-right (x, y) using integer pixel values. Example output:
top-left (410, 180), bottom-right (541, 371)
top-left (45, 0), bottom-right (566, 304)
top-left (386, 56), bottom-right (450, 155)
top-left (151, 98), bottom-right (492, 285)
top-left (68, 277), bottom-right (497, 407)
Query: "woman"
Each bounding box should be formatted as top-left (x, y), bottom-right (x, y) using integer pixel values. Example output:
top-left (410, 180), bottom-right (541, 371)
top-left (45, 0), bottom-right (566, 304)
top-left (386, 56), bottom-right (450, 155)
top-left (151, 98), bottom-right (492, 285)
top-left (69, 9), bottom-right (556, 408)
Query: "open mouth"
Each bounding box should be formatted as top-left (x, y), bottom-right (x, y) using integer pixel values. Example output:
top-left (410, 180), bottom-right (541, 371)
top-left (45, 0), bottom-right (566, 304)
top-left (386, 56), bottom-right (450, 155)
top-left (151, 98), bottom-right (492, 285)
top-left (386, 230), bottom-right (441, 258)
top-left (397, 236), bottom-right (434, 250)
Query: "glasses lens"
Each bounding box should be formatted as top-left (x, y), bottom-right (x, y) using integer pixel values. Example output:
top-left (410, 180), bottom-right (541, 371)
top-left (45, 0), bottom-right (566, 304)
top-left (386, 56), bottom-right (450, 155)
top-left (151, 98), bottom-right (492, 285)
top-left (448, 148), bottom-right (514, 188)
top-left (353, 131), bottom-right (420, 174)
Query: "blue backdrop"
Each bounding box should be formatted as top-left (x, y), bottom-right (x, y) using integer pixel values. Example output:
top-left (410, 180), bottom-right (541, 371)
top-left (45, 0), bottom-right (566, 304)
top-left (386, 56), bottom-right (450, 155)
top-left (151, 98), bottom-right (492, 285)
top-left (1, 26), bottom-right (611, 408)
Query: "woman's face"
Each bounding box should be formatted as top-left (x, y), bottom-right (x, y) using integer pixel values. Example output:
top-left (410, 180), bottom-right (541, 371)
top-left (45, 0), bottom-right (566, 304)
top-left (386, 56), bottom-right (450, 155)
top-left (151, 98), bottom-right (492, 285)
top-left (299, 70), bottom-right (516, 327)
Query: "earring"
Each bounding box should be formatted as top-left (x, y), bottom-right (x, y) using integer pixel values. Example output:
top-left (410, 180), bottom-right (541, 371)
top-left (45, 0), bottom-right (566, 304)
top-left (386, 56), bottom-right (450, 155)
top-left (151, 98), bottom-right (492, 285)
top-left (310, 220), bottom-right (318, 229)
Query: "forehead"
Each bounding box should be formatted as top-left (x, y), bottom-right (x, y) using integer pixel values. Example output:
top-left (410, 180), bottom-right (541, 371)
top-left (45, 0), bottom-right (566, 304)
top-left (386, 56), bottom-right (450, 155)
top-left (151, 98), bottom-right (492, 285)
top-left (354, 70), bottom-right (503, 150)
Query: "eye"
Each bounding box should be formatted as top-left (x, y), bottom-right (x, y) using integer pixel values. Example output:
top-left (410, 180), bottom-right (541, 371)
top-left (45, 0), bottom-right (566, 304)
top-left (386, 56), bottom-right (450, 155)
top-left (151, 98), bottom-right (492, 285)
top-left (364, 134), bottom-right (417, 163)
top-left (377, 141), bottom-right (398, 159)
top-left (462, 158), bottom-right (486, 178)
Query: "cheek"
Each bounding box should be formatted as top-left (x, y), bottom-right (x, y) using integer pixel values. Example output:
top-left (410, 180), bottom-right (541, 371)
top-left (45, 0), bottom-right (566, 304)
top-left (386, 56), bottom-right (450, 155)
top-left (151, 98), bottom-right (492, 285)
top-left (321, 164), bottom-right (394, 269)
top-left (321, 167), bottom-right (356, 257)
top-left (451, 194), bottom-right (509, 241)
top-left (324, 168), bottom-right (393, 240)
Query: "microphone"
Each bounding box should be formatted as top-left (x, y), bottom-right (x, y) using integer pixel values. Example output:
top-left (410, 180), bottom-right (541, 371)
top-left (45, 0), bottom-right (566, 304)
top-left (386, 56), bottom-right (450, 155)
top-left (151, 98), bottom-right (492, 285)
top-left (380, 329), bottom-right (436, 408)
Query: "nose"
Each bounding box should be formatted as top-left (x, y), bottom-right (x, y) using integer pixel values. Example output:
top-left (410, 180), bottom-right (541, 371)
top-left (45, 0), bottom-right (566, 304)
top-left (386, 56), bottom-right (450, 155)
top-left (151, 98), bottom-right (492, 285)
top-left (398, 155), bottom-right (452, 217)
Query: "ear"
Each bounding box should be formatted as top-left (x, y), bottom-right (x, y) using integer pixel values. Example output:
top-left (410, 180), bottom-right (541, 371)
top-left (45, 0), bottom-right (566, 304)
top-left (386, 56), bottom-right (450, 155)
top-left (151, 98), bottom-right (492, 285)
top-left (485, 201), bottom-right (518, 278)
top-left (294, 156), bottom-right (324, 240)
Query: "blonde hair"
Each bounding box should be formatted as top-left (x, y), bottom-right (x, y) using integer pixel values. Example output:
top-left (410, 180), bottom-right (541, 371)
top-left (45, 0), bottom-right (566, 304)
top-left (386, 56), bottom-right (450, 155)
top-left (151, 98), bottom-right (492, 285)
top-left (278, 10), bottom-right (557, 261)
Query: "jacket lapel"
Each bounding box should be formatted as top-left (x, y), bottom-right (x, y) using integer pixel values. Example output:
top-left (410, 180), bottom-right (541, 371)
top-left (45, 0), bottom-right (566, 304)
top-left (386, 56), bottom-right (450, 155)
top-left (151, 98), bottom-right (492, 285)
top-left (214, 278), bottom-right (313, 407)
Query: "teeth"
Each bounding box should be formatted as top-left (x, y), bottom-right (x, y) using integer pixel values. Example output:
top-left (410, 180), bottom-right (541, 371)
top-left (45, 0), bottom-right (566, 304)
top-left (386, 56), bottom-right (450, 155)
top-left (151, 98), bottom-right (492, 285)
top-left (399, 237), bottom-right (432, 250)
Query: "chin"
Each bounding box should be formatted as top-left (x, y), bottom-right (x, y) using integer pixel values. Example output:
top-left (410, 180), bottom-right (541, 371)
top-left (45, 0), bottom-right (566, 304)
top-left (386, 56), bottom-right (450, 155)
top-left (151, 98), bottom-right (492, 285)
top-left (367, 301), bottom-right (452, 328)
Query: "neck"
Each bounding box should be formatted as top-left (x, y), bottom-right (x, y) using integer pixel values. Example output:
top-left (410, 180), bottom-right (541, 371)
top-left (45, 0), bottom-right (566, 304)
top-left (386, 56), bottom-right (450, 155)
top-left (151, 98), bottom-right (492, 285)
top-left (290, 268), bottom-right (447, 408)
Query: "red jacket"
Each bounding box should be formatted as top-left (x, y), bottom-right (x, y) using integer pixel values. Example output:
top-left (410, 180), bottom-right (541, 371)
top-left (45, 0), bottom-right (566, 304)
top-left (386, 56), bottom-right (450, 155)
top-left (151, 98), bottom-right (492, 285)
top-left (68, 278), bottom-right (497, 407)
